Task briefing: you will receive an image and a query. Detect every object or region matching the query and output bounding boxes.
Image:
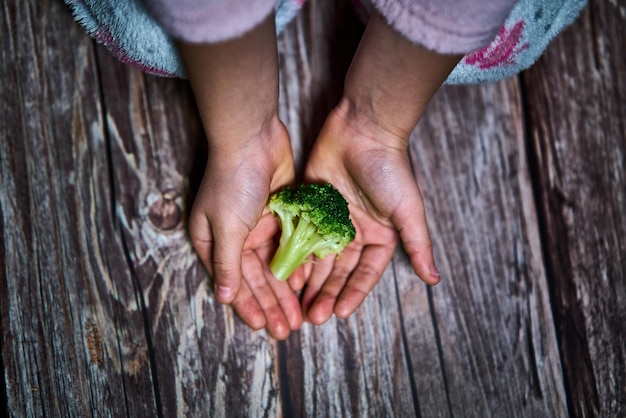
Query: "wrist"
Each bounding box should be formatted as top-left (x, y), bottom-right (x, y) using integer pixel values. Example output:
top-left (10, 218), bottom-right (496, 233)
top-left (178, 13), bottom-right (281, 152)
top-left (341, 11), bottom-right (462, 143)
top-left (205, 112), bottom-right (286, 154)
top-left (332, 95), bottom-right (410, 150)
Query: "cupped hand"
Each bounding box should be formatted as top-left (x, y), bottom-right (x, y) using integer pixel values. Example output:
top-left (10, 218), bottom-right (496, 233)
top-left (188, 118), bottom-right (303, 339)
top-left (301, 105), bottom-right (440, 325)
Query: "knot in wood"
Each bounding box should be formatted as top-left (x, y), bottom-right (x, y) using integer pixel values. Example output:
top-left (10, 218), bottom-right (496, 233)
top-left (85, 319), bottom-right (104, 368)
top-left (148, 193), bottom-right (181, 230)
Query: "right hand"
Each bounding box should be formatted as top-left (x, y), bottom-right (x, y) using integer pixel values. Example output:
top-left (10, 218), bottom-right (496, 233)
top-left (189, 117), bottom-right (302, 340)
top-left (178, 14), bottom-right (304, 339)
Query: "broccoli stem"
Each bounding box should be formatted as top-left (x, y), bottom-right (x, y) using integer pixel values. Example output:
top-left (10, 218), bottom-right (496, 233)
top-left (270, 217), bottom-right (324, 281)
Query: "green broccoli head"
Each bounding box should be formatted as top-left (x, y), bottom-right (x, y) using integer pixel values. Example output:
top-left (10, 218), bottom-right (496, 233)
top-left (267, 183), bottom-right (356, 281)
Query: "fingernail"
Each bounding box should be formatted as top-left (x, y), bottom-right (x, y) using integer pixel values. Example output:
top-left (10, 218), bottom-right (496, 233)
top-left (430, 267), bottom-right (441, 282)
top-left (217, 286), bottom-right (234, 301)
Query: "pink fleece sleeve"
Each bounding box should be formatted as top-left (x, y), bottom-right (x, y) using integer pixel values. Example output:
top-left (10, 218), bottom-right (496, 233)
top-left (370, 0), bottom-right (519, 54)
top-left (142, 0), bottom-right (276, 43)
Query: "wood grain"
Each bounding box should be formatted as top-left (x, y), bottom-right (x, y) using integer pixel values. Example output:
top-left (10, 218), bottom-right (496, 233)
top-left (278, 4), bottom-right (421, 417)
top-left (0, 0), bottom-right (158, 415)
top-left (94, 40), bottom-right (284, 418)
top-left (278, 270), bottom-right (418, 417)
top-left (277, 0), bottom-right (363, 176)
top-left (1, 0), bottom-right (624, 416)
top-left (404, 78), bottom-right (568, 417)
top-left (522, 0), bottom-right (626, 416)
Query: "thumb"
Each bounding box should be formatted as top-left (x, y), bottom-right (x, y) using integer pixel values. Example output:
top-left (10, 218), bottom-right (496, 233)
top-left (210, 223), bottom-right (247, 304)
top-left (391, 185), bottom-right (440, 285)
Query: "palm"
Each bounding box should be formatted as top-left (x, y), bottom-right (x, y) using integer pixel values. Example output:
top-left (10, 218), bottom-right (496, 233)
top-left (300, 113), bottom-right (438, 324)
top-left (189, 123), bottom-right (302, 340)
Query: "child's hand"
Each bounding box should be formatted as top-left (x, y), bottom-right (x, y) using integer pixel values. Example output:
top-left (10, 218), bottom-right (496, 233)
top-left (301, 104), bottom-right (440, 324)
top-left (179, 15), bottom-right (303, 339)
top-left (189, 117), bottom-right (302, 339)
top-left (299, 11), bottom-right (461, 324)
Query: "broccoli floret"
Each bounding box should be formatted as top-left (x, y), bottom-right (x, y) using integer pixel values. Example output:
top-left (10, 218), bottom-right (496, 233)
top-left (267, 183), bottom-right (356, 281)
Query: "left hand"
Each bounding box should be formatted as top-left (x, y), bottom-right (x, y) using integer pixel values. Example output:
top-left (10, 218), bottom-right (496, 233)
top-left (300, 103), bottom-right (441, 325)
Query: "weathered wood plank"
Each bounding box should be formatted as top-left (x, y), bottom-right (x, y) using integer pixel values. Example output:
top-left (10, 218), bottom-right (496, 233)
top-left (280, 271), bottom-right (418, 418)
top-left (277, 0), bottom-right (363, 175)
top-left (278, 3), bottom-right (424, 417)
top-left (4, 0), bottom-right (624, 416)
top-left (94, 24), bottom-right (283, 418)
top-left (391, 252), bottom-right (451, 417)
top-left (522, 0), bottom-right (626, 416)
top-left (0, 0), bottom-right (159, 416)
top-left (404, 78), bottom-right (568, 416)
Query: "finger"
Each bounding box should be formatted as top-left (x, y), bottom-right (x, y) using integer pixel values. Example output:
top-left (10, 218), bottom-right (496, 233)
top-left (231, 279), bottom-right (266, 331)
top-left (334, 244), bottom-right (395, 318)
top-left (300, 255), bottom-right (335, 320)
top-left (264, 268), bottom-right (303, 331)
top-left (211, 223), bottom-right (246, 304)
top-left (251, 239), bottom-right (304, 330)
top-left (286, 263), bottom-right (308, 292)
top-left (244, 211), bottom-right (280, 251)
top-left (243, 251), bottom-right (291, 340)
top-left (304, 244), bottom-right (362, 325)
top-left (188, 209), bottom-right (215, 279)
top-left (392, 187), bottom-right (440, 285)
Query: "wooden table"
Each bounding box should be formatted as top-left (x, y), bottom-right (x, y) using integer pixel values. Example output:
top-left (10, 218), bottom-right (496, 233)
top-left (1, 0), bottom-right (624, 416)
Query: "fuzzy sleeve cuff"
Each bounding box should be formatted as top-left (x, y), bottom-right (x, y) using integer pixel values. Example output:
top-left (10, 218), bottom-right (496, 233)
top-left (370, 0), bottom-right (519, 54)
top-left (142, 0), bottom-right (277, 43)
